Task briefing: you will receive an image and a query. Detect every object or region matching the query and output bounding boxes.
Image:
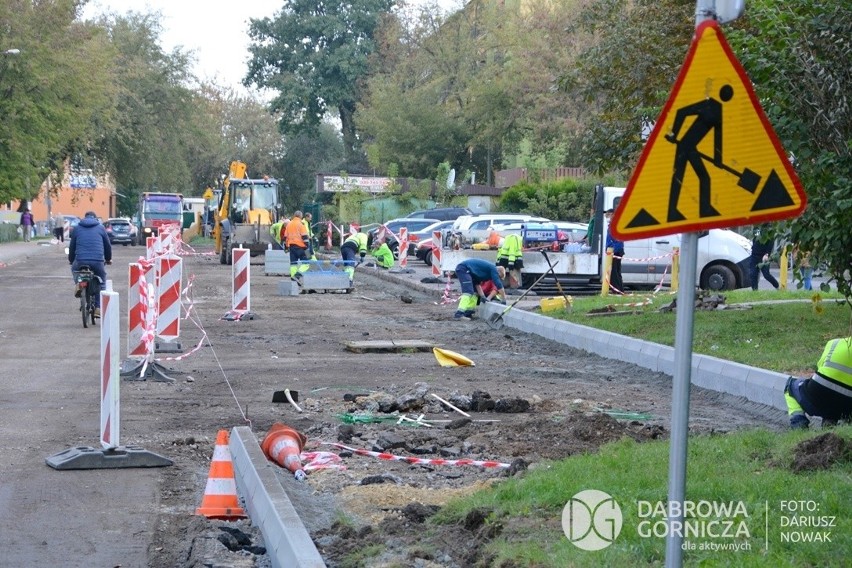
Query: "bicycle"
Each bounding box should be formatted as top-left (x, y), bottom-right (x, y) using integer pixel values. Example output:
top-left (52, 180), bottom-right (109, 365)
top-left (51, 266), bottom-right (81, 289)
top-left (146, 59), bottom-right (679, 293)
top-left (74, 266), bottom-right (102, 328)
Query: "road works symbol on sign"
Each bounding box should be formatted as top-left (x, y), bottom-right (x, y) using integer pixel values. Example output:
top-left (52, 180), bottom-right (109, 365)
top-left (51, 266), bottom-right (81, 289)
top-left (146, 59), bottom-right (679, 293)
top-left (612, 20), bottom-right (806, 241)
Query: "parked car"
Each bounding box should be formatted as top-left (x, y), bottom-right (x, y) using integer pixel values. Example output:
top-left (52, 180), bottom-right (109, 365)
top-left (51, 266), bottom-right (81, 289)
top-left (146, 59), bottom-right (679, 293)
top-left (452, 213), bottom-right (551, 244)
top-left (405, 207), bottom-right (472, 222)
top-left (405, 220), bottom-right (456, 256)
top-left (103, 218), bottom-right (135, 246)
top-left (369, 218), bottom-right (441, 259)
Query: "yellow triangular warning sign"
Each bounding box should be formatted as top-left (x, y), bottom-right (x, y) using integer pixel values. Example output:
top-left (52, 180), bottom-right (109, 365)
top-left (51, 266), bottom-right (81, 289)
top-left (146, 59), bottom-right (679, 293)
top-left (613, 20), bottom-right (806, 241)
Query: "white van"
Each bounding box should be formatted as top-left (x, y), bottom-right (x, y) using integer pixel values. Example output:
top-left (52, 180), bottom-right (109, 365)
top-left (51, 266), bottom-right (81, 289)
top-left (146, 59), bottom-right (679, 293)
top-left (452, 213), bottom-right (550, 244)
top-left (440, 186), bottom-right (754, 291)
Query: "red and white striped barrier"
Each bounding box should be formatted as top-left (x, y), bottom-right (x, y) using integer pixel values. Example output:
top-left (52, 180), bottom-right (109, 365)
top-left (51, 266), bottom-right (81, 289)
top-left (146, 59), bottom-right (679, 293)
top-left (158, 223), bottom-right (181, 253)
top-left (146, 236), bottom-right (157, 259)
top-left (326, 442), bottom-right (511, 469)
top-left (156, 255), bottom-right (182, 344)
top-left (127, 263), bottom-right (153, 358)
top-left (437, 271), bottom-right (458, 305)
top-left (431, 231), bottom-right (442, 277)
top-left (100, 284), bottom-right (120, 449)
top-left (326, 221), bottom-right (333, 249)
top-left (349, 223), bottom-right (360, 236)
top-left (398, 228), bottom-right (408, 268)
top-left (222, 247), bottom-right (252, 320)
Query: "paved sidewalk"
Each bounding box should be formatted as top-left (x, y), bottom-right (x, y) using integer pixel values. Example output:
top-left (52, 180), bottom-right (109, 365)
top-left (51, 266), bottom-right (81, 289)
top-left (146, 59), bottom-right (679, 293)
top-left (0, 239), bottom-right (61, 265)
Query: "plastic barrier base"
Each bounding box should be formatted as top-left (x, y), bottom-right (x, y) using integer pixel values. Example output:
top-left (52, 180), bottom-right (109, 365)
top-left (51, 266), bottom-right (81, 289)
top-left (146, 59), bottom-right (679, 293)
top-left (45, 445), bottom-right (173, 470)
top-left (120, 358), bottom-right (178, 383)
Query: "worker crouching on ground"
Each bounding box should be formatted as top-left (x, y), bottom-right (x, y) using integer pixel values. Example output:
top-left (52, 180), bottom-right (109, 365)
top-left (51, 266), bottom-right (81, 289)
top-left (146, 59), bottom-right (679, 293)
top-left (453, 258), bottom-right (506, 320)
top-left (785, 337), bottom-right (852, 429)
top-left (496, 232), bottom-right (523, 288)
top-left (371, 239), bottom-right (395, 269)
top-left (340, 230), bottom-right (370, 282)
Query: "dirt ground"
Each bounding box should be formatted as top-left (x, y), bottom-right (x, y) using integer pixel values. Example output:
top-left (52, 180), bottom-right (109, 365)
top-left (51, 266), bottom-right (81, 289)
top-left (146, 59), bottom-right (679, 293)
top-left (118, 245), bottom-right (787, 567)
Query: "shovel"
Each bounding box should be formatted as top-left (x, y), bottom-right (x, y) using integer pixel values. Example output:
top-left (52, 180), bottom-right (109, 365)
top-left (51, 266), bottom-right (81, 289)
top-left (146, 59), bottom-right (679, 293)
top-left (486, 270), bottom-right (553, 330)
top-left (665, 134), bottom-right (761, 193)
top-left (697, 151), bottom-right (761, 194)
top-left (540, 250), bottom-right (572, 307)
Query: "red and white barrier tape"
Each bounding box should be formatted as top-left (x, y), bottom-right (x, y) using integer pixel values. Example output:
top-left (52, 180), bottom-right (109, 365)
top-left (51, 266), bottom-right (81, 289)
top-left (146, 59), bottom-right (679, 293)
top-left (326, 442), bottom-right (511, 469)
top-left (301, 451), bottom-right (347, 472)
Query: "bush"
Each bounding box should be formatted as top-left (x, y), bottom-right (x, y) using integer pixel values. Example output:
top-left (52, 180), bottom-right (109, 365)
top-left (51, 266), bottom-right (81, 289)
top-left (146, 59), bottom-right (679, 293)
top-left (497, 178), bottom-right (598, 221)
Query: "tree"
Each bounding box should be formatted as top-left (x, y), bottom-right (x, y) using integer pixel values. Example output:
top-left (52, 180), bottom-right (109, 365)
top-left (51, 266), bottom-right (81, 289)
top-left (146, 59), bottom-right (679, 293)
top-left (357, 0), bottom-right (589, 182)
top-left (560, 0), bottom-right (694, 175)
top-left (727, 0), bottom-right (852, 305)
top-left (0, 0), bottom-right (115, 203)
top-left (245, 0), bottom-right (396, 170)
top-left (92, 12), bottom-right (223, 213)
top-left (277, 123), bottom-right (344, 212)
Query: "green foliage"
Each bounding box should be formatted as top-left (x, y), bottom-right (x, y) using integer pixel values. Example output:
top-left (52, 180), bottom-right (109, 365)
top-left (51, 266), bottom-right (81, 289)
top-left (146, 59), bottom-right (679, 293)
top-left (562, 0), bottom-right (694, 175)
top-left (276, 123), bottom-right (344, 212)
top-left (726, 0), bottom-right (852, 307)
top-left (0, 0), bottom-right (116, 202)
top-left (245, 0), bottom-right (395, 168)
top-left (434, 427), bottom-right (852, 567)
top-left (553, 290), bottom-right (850, 374)
top-left (498, 178), bottom-right (597, 220)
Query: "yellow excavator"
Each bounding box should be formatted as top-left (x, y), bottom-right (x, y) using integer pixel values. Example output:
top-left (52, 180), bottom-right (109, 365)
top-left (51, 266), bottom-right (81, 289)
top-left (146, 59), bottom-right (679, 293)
top-left (213, 161), bottom-right (283, 265)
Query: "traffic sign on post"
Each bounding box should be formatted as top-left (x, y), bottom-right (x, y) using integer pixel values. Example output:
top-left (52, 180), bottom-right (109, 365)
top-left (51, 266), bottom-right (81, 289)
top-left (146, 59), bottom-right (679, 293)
top-left (612, 20), bottom-right (806, 241)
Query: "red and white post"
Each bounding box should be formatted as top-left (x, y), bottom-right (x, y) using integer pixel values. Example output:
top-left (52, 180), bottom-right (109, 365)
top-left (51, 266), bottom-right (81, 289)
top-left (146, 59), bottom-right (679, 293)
top-left (100, 283), bottom-right (120, 449)
top-left (398, 228), bottom-right (408, 268)
top-left (222, 247), bottom-right (252, 320)
top-left (155, 254), bottom-right (183, 351)
top-left (431, 230), bottom-right (443, 277)
top-left (126, 262), bottom-right (153, 358)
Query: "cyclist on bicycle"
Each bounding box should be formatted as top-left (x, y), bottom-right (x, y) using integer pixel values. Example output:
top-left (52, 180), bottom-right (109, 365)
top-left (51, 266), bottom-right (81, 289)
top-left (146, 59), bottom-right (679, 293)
top-left (69, 211), bottom-right (112, 316)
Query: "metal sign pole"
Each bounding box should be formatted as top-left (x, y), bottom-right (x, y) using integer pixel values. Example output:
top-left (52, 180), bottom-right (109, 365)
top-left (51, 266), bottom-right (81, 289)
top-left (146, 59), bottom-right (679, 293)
top-left (664, 233), bottom-right (698, 566)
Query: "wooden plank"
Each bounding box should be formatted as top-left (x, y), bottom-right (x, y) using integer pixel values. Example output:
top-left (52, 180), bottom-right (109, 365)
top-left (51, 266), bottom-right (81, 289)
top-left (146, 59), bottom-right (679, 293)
top-left (344, 340), bottom-right (435, 353)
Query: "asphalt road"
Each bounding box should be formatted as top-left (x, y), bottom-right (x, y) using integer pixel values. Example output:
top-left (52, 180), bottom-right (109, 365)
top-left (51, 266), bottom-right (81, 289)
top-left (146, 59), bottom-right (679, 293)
top-left (0, 239), bottom-right (163, 567)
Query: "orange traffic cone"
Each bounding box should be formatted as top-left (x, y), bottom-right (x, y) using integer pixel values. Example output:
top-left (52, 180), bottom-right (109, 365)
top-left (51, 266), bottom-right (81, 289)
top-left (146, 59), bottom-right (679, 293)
top-left (195, 429), bottom-right (247, 520)
top-left (261, 423), bottom-right (308, 481)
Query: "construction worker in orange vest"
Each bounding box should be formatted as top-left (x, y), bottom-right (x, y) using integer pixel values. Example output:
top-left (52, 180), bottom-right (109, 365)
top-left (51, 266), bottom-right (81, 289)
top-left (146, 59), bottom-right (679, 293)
top-left (284, 211), bottom-right (310, 278)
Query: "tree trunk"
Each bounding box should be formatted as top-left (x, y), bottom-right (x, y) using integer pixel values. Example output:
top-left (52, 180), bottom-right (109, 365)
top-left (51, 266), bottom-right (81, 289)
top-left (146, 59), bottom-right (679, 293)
top-left (338, 101), bottom-right (359, 168)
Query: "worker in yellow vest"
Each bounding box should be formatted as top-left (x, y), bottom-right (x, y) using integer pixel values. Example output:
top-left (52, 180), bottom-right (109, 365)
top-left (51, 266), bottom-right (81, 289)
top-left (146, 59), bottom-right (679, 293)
top-left (785, 337), bottom-right (852, 429)
top-left (496, 233), bottom-right (523, 288)
top-left (340, 231), bottom-right (369, 282)
top-left (270, 219), bottom-right (285, 249)
top-left (372, 240), bottom-right (395, 269)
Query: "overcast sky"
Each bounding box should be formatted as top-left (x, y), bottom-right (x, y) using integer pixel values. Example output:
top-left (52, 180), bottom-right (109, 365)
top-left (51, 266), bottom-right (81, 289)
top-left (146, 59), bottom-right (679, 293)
top-left (81, 0), bottom-right (462, 96)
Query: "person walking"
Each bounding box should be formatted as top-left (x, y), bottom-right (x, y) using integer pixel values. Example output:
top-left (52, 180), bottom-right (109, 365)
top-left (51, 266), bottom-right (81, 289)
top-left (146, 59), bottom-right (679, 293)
top-left (68, 211), bottom-right (112, 317)
top-left (20, 209), bottom-right (35, 242)
top-left (283, 211), bottom-right (309, 279)
top-left (452, 258), bottom-right (506, 320)
top-left (792, 244), bottom-right (814, 291)
top-left (785, 337), bottom-right (852, 429)
top-left (52, 214), bottom-right (66, 242)
top-left (605, 209), bottom-right (625, 294)
top-left (750, 225), bottom-right (779, 290)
